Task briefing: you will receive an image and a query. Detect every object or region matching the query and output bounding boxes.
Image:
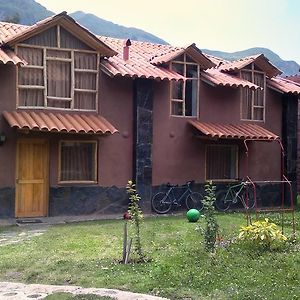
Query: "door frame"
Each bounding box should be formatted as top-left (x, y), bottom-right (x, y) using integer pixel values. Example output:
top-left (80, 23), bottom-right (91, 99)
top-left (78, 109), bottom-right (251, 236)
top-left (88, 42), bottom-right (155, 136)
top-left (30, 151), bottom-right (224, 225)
top-left (15, 138), bottom-right (49, 218)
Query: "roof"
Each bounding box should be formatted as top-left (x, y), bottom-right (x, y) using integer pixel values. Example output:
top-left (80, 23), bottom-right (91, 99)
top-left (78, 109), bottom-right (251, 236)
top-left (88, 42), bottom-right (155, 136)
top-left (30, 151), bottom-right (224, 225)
top-left (0, 48), bottom-right (26, 65)
top-left (99, 36), bottom-right (186, 81)
top-left (201, 68), bottom-right (261, 90)
top-left (267, 77), bottom-right (300, 95)
top-left (218, 54), bottom-right (282, 78)
top-left (189, 120), bottom-right (279, 140)
top-left (285, 75), bottom-right (300, 85)
top-left (0, 12), bottom-right (117, 57)
top-left (3, 111), bottom-right (118, 135)
top-left (150, 43), bottom-right (215, 69)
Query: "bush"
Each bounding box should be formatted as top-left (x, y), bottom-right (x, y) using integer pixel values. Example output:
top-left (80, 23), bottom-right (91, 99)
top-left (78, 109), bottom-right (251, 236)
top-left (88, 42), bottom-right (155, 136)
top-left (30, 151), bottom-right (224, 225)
top-left (238, 218), bottom-right (287, 250)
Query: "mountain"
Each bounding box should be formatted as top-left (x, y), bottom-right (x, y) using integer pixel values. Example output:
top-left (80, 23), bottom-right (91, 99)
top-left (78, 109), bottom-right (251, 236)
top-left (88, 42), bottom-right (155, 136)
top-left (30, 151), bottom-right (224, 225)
top-left (0, 0), bottom-right (167, 44)
top-left (0, 0), bottom-right (52, 25)
top-left (202, 47), bottom-right (300, 76)
top-left (70, 11), bottom-right (167, 44)
top-left (0, 0), bottom-right (298, 75)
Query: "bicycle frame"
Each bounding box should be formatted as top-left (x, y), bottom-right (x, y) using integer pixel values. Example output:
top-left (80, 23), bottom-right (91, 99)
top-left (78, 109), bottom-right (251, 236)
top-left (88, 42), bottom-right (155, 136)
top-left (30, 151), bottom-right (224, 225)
top-left (223, 182), bottom-right (245, 204)
top-left (166, 184), bottom-right (192, 205)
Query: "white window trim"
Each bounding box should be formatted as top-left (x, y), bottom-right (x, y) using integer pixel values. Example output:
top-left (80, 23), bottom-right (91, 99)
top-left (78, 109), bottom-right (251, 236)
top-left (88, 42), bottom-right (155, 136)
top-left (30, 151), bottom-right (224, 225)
top-left (15, 25), bottom-right (100, 112)
top-left (169, 54), bottom-right (200, 117)
top-left (58, 140), bottom-right (98, 184)
top-left (240, 64), bottom-right (266, 122)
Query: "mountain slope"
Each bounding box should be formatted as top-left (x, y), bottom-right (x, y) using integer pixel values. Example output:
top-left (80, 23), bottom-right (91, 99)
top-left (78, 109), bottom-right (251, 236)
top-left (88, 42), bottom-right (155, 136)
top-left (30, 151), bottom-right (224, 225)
top-left (0, 0), bottom-right (52, 25)
top-left (202, 47), bottom-right (300, 76)
top-left (70, 11), bottom-right (167, 44)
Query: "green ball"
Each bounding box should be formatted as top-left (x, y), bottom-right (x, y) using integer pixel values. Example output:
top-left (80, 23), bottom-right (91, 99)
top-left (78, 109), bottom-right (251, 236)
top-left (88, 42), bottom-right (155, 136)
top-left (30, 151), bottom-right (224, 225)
top-left (186, 209), bottom-right (200, 222)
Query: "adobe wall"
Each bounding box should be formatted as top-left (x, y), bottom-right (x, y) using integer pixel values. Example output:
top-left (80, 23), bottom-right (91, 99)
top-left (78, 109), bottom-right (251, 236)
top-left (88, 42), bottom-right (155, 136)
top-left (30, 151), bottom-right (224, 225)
top-left (0, 66), bottom-right (133, 217)
top-left (152, 80), bottom-right (283, 185)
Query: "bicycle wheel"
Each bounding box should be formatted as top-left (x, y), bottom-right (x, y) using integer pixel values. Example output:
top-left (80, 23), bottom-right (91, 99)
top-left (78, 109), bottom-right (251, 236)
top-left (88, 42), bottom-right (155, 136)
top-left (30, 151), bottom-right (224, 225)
top-left (186, 192), bottom-right (204, 211)
top-left (151, 192), bottom-right (172, 214)
top-left (215, 190), bottom-right (231, 212)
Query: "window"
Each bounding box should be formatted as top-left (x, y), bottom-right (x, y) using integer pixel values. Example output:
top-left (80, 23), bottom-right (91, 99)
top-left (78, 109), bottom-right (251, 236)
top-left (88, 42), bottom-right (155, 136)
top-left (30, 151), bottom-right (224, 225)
top-left (206, 145), bottom-right (238, 180)
top-left (16, 25), bottom-right (99, 111)
top-left (170, 54), bottom-right (199, 116)
top-left (241, 64), bottom-right (265, 121)
top-left (59, 141), bottom-right (97, 183)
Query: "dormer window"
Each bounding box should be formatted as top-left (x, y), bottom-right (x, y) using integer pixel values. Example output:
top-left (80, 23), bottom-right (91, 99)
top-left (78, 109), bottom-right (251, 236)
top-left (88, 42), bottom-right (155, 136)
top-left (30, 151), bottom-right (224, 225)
top-left (241, 64), bottom-right (266, 121)
top-left (170, 54), bottom-right (199, 117)
top-left (16, 26), bottom-right (99, 111)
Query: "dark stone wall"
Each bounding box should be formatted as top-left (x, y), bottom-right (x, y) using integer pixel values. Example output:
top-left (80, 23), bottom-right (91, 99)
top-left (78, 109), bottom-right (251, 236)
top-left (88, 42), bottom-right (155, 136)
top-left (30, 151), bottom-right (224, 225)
top-left (282, 94), bottom-right (298, 203)
top-left (133, 79), bottom-right (154, 211)
top-left (49, 186), bottom-right (128, 216)
top-left (0, 187), bottom-right (14, 217)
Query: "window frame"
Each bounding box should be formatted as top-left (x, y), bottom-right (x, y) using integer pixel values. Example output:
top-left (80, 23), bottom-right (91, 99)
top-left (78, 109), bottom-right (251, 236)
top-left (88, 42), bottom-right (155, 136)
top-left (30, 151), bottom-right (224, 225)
top-left (15, 25), bottom-right (100, 112)
top-left (240, 63), bottom-right (266, 122)
top-left (205, 144), bottom-right (239, 182)
top-left (58, 140), bottom-right (98, 184)
top-left (169, 54), bottom-right (200, 117)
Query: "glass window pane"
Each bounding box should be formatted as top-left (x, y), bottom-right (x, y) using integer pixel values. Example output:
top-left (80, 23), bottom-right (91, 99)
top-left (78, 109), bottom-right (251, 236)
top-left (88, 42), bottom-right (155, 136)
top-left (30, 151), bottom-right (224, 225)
top-left (60, 141), bottom-right (96, 182)
top-left (253, 107), bottom-right (264, 121)
top-left (74, 52), bottom-right (97, 70)
top-left (185, 79), bottom-right (198, 116)
top-left (171, 81), bottom-right (183, 99)
top-left (74, 92), bottom-right (96, 110)
top-left (19, 89), bottom-right (44, 107)
top-left (47, 49), bottom-right (71, 58)
top-left (171, 63), bottom-right (184, 75)
top-left (206, 145), bottom-right (237, 180)
top-left (18, 47), bottom-right (43, 66)
top-left (186, 55), bottom-right (196, 63)
top-left (186, 64), bottom-right (198, 78)
top-left (171, 101), bottom-right (183, 116)
top-left (75, 72), bottom-right (96, 90)
top-left (47, 61), bottom-right (71, 97)
top-left (19, 68), bottom-right (44, 86)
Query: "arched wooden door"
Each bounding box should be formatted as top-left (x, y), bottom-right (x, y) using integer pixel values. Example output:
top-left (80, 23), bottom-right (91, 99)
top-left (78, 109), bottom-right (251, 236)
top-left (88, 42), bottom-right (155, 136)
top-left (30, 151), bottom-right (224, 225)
top-left (15, 139), bottom-right (49, 217)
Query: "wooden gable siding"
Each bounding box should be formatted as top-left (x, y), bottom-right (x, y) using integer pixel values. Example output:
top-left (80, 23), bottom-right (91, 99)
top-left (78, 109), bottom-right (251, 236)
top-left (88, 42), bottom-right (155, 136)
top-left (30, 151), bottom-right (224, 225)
top-left (21, 25), bottom-right (93, 51)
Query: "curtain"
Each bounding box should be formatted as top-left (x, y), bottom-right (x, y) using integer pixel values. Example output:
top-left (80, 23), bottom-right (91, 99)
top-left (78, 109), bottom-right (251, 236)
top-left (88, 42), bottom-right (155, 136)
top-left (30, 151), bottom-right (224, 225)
top-left (60, 142), bottom-right (96, 181)
top-left (207, 146), bottom-right (236, 180)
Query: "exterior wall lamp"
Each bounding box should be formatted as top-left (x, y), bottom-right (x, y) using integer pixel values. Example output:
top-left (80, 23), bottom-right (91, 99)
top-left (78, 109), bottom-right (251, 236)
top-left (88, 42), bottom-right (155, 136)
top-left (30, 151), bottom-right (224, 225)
top-left (0, 132), bottom-right (6, 145)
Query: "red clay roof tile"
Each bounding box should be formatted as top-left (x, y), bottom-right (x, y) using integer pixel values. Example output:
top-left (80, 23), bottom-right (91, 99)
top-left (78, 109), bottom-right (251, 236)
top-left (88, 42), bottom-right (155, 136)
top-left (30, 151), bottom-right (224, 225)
top-left (267, 77), bottom-right (300, 95)
top-left (218, 54), bottom-right (282, 78)
top-left (201, 68), bottom-right (261, 90)
top-left (0, 48), bottom-right (26, 65)
top-left (3, 111), bottom-right (118, 135)
top-left (189, 120), bottom-right (279, 140)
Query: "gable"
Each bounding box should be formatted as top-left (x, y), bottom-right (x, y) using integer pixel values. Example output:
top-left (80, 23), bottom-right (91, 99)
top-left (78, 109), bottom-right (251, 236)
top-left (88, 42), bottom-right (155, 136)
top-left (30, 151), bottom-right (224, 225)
top-left (21, 25), bottom-right (93, 51)
top-left (2, 12), bottom-right (116, 57)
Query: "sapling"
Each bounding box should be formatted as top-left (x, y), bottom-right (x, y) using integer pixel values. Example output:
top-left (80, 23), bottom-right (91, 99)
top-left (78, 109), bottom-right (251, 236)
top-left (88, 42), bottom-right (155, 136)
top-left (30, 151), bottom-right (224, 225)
top-left (202, 181), bottom-right (219, 252)
top-left (126, 180), bottom-right (145, 262)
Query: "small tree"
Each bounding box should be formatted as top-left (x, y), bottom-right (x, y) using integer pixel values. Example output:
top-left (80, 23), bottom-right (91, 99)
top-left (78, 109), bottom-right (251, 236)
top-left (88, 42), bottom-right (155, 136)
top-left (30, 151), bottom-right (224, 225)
top-left (202, 181), bottom-right (219, 252)
top-left (126, 180), bottom-right (145, 262)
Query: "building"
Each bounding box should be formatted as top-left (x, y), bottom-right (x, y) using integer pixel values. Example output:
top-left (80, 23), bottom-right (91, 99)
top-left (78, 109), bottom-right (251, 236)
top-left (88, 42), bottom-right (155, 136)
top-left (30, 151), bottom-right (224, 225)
top-left (0, 12), bottom-right (299, 218)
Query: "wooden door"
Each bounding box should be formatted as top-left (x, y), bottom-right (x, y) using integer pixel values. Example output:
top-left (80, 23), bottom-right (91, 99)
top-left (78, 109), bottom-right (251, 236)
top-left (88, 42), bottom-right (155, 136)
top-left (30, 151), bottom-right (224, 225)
top-left (16, 139), bottom-right (49, 217)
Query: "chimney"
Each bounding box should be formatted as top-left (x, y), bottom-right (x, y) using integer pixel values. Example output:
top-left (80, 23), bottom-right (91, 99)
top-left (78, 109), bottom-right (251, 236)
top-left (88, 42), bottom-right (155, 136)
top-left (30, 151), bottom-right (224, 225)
top-left (123, 39), bottom-right (131, 61)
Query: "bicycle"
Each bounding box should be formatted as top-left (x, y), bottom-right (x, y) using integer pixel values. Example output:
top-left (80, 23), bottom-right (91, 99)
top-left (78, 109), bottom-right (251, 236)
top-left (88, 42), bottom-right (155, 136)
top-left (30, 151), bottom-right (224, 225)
top-left (151, 181), bottom-right (204, 214)
top-left (215, 181), bottom-right (258, 212)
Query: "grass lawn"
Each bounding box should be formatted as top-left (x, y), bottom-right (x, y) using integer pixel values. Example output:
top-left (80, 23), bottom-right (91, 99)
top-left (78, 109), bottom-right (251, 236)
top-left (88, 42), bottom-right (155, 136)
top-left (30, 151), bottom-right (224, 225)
top-left (45, 293), bottom-right (114, 300)
top-left (0, 212), bottom-right (299, 300)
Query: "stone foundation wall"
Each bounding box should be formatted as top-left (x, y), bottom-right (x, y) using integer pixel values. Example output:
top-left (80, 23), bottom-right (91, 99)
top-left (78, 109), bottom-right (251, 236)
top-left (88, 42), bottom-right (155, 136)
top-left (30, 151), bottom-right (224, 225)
top-left (49, 186), bottom-right (129, 216)
top-left (0, 187), bottom-right (14, 218)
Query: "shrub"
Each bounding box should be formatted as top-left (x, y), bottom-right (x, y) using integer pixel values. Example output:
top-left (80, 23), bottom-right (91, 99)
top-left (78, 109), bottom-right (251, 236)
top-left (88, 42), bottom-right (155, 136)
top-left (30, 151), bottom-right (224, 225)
top-left (238, 218), bottom-right (287, 250)
top-left (202, 181), bottom-right (219, 252)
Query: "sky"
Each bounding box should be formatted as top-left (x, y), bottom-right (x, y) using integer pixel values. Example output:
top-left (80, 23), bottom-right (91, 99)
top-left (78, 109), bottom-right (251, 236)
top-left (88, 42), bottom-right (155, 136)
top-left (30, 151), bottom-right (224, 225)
top-left (36, 0), bottom-right (300, 63)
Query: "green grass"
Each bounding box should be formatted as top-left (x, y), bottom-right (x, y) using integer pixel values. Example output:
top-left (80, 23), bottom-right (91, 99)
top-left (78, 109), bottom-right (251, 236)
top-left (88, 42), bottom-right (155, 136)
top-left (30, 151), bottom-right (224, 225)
top-left (0, 212), bottom-right (299, 300)
top-left (44, 293), bottom-right (114, 300)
